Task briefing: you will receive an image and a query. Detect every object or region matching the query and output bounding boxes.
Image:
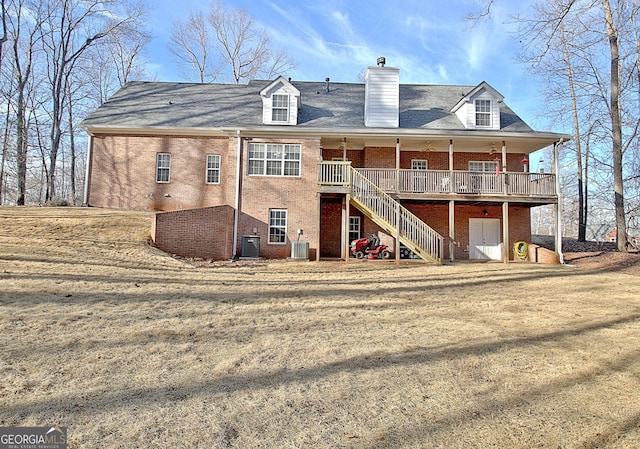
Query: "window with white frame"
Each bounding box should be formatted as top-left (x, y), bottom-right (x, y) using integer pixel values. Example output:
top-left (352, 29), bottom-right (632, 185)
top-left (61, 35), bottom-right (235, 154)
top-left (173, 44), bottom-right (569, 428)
top-left (411, 159), bottom-right (428, 170)
top-left (271, 94), bottom-right (289, 122)
top-left (349, 216), bottom-right (361, 243)
top-left (206, 154), bottom-right (221, 184)
top-left (475, 99), bottom-right (492, 127)
top-left (248, 143), bottom-right (301, 177)
top-left (469, 160), bottom-right (499, 172)
top-left (268, 209), bottom-right (287, 244)
top-left (156, 153), bottom-right (171, 183)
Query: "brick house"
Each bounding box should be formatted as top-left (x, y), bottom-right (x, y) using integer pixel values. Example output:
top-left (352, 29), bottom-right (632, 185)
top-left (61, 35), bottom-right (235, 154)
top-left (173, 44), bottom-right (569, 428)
top-left (81, 58), bottom-right (570, 263)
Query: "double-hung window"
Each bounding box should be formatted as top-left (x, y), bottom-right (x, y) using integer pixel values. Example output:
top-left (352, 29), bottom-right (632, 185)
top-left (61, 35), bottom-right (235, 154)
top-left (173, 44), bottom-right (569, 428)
top-left (269, 209), bottom-right (287, 244)
top-left (411, 160), bottom-right (428, 170)
top-left (475, 99), bottom-right (491, 127)
top-left (469, 161), bottom-right (499, 173)
top-left (156, 153), bottom-right (171, 183)
top-left (206, 154), bottom-right (221, 184)
top-left (248, 143), bottom-right (301, 177)
top-left (271, 94), bottom-right (289, 122)
top-left (349, 216), bottom-right (361, 243)
top-left (469, 160), bottom-right (500, 192)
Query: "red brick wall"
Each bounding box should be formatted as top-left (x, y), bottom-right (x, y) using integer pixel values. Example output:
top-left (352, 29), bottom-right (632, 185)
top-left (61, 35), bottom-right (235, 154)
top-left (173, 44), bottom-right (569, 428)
top-left (152, 205), bottom-right (235, 260)
top-left (322, 146), bottom-right (528, 172)
top-left (399, 202), bottom-right (531, 260)
top-left (237, 137), bottom-right (321, 260)
top-left (89, 135), bottom-right (235, 211)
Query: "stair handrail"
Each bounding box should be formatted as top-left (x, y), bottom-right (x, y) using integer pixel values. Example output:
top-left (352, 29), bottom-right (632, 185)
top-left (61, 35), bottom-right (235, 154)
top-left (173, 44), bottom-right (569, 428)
top-left (350, 168), bottom-right (443, 263)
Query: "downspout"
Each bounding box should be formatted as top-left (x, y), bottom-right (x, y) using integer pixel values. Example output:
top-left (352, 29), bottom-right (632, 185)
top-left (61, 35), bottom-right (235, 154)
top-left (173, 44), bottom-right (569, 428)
top-left (554, 139), bottom-right (565, 264)
top-left (231, 130), bottom-right (242, 259)
top-left (82, 134), bottom-right (92, 206)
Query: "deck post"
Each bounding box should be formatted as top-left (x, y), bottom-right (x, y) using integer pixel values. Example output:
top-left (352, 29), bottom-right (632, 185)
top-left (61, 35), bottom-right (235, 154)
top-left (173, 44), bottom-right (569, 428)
top-left (554, 140), bottom-right (565, 264)
top-left (395, 138), bottom-right (401, 194)
top-left (502, 141), bottom-right (508, 195)
top-left (343, 193), bottom-right (350, 262)
top-left (449, 200), bottom-right (455, 263)
top-left (502, 201), bottom-right (510, 263)
top-left (448, 140), bottom-right (454, 193)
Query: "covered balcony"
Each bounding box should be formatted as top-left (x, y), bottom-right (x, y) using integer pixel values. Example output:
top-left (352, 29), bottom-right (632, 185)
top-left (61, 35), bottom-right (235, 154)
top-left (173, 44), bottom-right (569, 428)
top-left (318, 161), bottom-right (557, 204)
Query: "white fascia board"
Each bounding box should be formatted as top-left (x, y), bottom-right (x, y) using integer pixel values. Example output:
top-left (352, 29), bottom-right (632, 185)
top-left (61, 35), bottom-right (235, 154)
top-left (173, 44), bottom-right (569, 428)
top-left (82, 125), bottom-right (230, 137)
top-left (83, 124), bottom-right (571, 148)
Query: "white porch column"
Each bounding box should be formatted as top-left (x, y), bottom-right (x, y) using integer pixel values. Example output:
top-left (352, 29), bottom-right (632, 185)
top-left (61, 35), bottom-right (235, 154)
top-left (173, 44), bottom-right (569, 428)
top-left (342, 194), bottom-right (350, 261)
top-left (395, 138), bottom-right (401, 262)
top-left (554, 140), bottom-right (565, 264)
top-left (502, 201), bottom-right (510, 263)
top-left (449, 200), bottom-right (455, 263)
top-left (316, 195), bottom-right (322, 261)
top-left (448, 139), bottom-right (454, 193)
top-left (502, 140), bottom-right (508, 195)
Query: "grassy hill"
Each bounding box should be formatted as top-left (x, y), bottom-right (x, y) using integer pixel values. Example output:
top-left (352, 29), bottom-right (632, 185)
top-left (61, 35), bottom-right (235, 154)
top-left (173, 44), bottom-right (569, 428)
top-left (1, 207), bottom-right (640, 448)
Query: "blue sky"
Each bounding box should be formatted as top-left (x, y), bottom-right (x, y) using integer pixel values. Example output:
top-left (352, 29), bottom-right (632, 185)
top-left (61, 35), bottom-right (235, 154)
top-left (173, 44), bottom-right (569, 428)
top-left (145, 0), bottom-right (557, 132)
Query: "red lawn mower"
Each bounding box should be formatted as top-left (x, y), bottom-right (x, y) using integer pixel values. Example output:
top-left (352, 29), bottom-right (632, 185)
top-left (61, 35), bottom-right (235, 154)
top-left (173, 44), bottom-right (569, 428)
top-left (350, 234), bottom-right (391, 260)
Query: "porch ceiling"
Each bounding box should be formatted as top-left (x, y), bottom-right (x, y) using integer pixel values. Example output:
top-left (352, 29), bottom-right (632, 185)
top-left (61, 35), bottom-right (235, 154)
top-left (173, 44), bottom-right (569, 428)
top-left (321, 134), bottom-right (566, 154)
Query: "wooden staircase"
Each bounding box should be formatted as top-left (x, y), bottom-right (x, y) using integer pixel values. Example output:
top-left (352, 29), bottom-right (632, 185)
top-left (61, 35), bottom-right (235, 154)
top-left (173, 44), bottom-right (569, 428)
top-left (349, 168), bottom-right (444, 264)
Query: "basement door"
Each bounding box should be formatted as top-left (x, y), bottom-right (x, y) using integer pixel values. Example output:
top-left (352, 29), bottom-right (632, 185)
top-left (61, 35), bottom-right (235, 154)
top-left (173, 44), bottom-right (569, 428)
top-left (469, 218), bottom-right (501, 260)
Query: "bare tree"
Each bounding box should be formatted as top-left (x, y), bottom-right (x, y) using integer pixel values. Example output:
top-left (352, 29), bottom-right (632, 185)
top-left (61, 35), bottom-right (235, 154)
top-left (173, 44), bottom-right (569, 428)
top-left (209, 1), bottom-right (295, 83)
top-left (602, 0), bottom-right (628, 250)
top-left (7, 0), bottom-right (46, 205)
top-left (40, 0), bottom-right (148, 202)
top-left (472, 0), bottom-right (639, 250)
top-left (169, 11), bottom-right (218, 83)
top-left (0, 0), bottom-right (7, 68)
top-left (170, 1), bottom-right (296, 84)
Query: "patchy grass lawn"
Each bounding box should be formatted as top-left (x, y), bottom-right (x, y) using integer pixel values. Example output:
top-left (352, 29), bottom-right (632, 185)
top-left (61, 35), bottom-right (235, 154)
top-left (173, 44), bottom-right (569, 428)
top-left (1, 207), bottom-right (640, 449)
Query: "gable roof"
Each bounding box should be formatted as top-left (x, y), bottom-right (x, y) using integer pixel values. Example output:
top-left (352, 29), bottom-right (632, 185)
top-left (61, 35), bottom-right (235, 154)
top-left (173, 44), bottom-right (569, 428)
top-left (260, 76), bottom-right (300, 98)
top-left (450, 81), bottom-right (505, 113)
top-left (80, 79), bottom-right (546, 137)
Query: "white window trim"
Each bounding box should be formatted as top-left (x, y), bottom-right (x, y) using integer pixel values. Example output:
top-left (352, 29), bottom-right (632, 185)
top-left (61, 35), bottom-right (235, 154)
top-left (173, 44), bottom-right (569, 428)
top-left (248, 143), bottom-right (301, 177)
top-left (349, 216), bottom-right (361, 243)
top-left (469, 160), bottom-right (499, 172)
top-left (411, 159), bottom-right (428, 170)
top-left (271, 94), bottom-right (290, 123)
top-left (206, 154), bottom-right (221, 184)
top-left (475, 99), bottom-right (492, 127)
top-left (156, 153), bottom-right (171, 183)
top-left (268, 209), bottom-right (287, 245)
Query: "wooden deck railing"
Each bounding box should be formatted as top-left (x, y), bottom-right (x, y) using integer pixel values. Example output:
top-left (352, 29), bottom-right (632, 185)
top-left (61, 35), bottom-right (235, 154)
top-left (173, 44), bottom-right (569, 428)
top-left (318, 163), bottom-right (556, 197)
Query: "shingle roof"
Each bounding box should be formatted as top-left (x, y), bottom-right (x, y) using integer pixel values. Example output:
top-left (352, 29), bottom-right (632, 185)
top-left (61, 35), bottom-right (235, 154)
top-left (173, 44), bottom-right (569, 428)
top-left (80, 79), bottom-right (533, 133)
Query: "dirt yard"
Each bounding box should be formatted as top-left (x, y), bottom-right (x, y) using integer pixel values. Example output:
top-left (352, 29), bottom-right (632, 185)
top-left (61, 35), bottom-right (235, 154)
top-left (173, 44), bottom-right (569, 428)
top-left (1, 207), bottom-right (640, 449)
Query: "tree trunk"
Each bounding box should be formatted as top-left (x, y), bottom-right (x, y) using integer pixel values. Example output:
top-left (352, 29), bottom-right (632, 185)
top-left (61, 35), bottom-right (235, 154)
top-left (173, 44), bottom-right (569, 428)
top-left (67, 85), bottom-right (76, 204)
top-left (15, 87), bottom-right (27, 205)
top-left (560, 23), bottom-right (587, 241)
top-left (602, 0), bottom-right (628, 251)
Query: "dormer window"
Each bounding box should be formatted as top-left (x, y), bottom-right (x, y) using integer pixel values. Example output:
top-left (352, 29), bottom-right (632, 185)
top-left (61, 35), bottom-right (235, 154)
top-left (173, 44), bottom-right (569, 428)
top-left (260, 76), bottom-right (300, 125)
top-left (272, 94), bottom-right (289, 122)
top-left (475, 99), bottom-right (492, 127)
top-left (451, 82), bottom-right (503, 130)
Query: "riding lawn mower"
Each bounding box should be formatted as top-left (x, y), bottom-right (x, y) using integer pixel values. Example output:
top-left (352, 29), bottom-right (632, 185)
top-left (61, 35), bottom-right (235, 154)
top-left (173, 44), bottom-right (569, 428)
top-left (350, 234), bottom-right (391, 259)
